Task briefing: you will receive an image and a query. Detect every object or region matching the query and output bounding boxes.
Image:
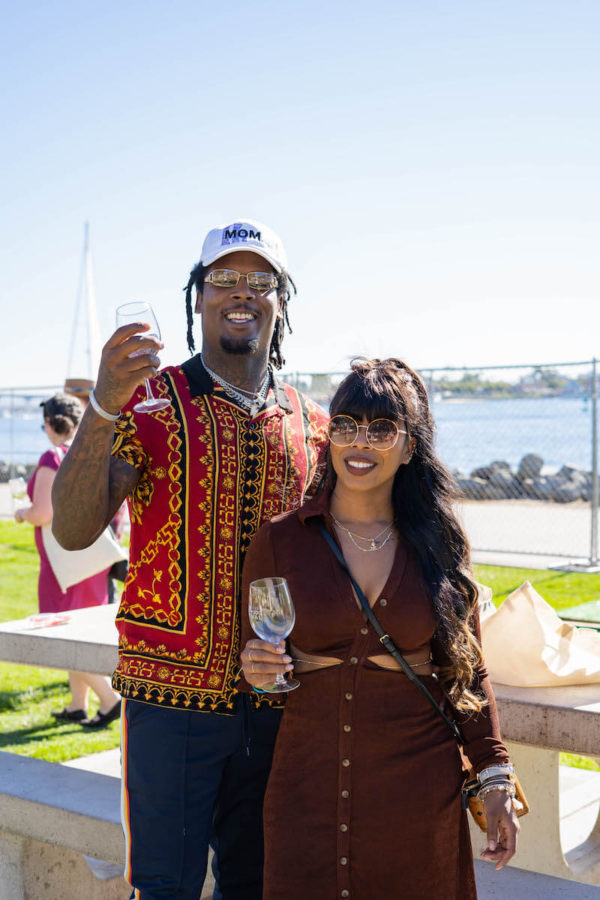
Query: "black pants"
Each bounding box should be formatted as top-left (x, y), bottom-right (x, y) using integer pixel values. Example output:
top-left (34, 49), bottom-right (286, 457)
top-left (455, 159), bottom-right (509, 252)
top-left (123, 696), bottom-right (282, 899)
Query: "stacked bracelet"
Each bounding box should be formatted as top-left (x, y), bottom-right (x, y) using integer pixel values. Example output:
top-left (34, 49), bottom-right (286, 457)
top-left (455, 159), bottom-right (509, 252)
top-left (89, 390), bottom-right (120, 423)
top-left (477, 761), bottom-right (515, 801)
top-left (479, 782), bottom-right (516, 802)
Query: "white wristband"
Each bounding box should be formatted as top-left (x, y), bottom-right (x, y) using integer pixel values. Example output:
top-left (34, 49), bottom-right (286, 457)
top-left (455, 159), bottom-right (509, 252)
top-left (478, 763), bottom-right (515, 784)
top-left (89, 390), bottom-right (120, 422)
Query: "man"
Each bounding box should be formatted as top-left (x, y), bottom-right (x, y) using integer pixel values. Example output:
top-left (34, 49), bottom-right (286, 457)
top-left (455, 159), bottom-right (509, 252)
top-left (52, 220), bottom-right (329, 899)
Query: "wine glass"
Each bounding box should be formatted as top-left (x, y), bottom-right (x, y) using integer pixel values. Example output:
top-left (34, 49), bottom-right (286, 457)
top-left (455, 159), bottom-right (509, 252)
top-left (115, 301), bottom-right (170, 413)
top-left (8, 476), bottom-right (29, 512)
top-left (248, 577), bottom-right (299, 693)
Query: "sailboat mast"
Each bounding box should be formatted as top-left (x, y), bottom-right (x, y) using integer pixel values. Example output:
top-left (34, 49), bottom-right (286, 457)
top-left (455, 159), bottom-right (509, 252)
top-left (84, 227), bottom-right (100, 376)
top-left (66, 222), bottom-right (101, 384)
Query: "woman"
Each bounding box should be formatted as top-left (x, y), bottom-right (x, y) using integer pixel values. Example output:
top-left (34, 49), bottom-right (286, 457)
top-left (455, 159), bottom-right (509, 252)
top-left (240, 358), bottom-right (519, 899)
top-left (14, 393), bottom-right (121, 728)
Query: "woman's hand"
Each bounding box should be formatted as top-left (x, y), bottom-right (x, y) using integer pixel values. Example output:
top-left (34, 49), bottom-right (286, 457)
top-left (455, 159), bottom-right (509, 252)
top-left (240, 638), bottom-right (293, 689)
top-left (480, 789), bottom-right (520, 869)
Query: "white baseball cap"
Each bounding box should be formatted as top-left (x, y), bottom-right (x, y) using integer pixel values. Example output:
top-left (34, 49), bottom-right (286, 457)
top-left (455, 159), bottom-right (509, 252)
top-left (200, 219), bottom-right (288, 273)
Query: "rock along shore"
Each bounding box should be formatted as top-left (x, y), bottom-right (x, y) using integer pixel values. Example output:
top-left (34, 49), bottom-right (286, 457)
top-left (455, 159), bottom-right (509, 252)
top-left (454, 453), bottom-right (597, 503)
top-left (3, 454), bottom-right (597, 505)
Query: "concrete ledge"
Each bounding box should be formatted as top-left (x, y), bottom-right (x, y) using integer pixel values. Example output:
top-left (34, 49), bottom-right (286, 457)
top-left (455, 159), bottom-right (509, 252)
top-left (475, 860), bottom-right (600, 897)
top-left (493, 684), bottom-right (600, 755)
top-left (1, 751), bottom-right (217, 899)
top-left (0, 835), bottom-right (131, 900)
top-left (0, 752), bottom-right (123, 863)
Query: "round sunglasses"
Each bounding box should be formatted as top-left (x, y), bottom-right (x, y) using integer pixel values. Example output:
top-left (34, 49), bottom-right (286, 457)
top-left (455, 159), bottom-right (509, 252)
top-left (328, 415), bottom-right (407, 451)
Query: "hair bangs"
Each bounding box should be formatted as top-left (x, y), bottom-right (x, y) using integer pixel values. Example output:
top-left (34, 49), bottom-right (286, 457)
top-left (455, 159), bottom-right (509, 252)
top-left (331, 368), bottom-right (408, 425)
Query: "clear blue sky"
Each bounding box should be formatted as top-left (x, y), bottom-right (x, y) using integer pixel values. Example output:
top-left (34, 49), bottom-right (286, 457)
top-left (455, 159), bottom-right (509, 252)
top-left (2, 0), bottom-right (599, 387)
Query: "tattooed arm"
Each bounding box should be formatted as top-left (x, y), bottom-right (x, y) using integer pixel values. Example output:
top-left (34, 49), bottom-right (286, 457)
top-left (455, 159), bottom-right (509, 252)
top-left (52, 321), bottom-right (162, 549)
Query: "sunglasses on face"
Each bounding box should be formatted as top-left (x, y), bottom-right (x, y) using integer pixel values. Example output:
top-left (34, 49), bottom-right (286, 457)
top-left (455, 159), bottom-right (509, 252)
top-left (328, 415), bottom-right (407, 451)
top-left (205, 269), bottom-right (278, 293)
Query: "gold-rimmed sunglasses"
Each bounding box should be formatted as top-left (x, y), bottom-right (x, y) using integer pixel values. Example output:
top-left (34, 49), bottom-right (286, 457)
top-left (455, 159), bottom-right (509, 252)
top-left (205, 269), bottom-right (278, 293)
top-left (328, 415), bottom-right (407, 451)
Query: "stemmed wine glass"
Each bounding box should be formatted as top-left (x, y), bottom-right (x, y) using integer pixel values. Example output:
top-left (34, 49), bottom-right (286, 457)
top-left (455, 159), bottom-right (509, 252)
top-left (115, 301), bottom-right (170, 413)
top-left (248, 577), bottom-right (299, 693)
top-left (8, 476), bottom-right (29, 512)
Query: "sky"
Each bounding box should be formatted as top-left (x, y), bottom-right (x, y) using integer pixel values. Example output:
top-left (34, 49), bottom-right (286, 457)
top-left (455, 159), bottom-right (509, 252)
top-left (1, 0), bottom-right (599, 388)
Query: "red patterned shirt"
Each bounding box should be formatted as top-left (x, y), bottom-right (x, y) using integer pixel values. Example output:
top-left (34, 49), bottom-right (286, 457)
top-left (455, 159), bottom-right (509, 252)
top-left (111, 357), bottom-right (329, 713)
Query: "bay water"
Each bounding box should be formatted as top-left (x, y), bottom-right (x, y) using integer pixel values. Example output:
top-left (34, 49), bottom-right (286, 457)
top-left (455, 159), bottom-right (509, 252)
top-left (1, 396), bottom-right (594, 475)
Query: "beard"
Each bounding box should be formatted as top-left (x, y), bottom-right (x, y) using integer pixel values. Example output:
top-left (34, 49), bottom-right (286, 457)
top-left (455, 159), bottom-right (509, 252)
top-left (219, 336), bottom-right (260, 355)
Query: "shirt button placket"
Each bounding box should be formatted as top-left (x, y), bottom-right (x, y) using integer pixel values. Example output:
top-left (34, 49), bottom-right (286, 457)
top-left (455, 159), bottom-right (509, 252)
top-left (338, 645), bottom-right (360, 897)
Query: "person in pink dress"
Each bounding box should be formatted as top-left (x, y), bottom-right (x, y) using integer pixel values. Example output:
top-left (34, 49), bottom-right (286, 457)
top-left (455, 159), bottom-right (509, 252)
top-left (14, 392), bottom-right (121, 727)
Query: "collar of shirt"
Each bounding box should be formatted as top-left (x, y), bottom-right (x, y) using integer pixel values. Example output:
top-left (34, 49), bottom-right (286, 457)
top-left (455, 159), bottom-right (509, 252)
top-left (181, 354), bottom-right (293, 414)
top-left (296, 484), bottom-right (334, 525)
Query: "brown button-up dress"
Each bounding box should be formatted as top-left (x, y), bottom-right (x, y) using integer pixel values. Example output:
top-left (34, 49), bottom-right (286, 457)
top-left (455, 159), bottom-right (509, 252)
top-left (241, 490), bottom-right (509, 900)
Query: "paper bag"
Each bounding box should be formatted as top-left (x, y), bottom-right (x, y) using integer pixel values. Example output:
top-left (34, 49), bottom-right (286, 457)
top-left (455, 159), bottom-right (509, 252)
top-left (480, 580), bottom-right (600, 686)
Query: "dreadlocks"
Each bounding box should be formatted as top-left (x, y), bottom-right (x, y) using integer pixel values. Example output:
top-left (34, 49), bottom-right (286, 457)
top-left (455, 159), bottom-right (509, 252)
top-left (183, 263), bottom-right (295, 370)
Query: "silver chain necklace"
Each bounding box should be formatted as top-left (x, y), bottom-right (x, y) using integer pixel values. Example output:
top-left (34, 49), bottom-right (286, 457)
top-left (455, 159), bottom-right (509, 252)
top-left (201, 355), bottom-right (271, 414)
top-left (331, 514), bottom-right (396, 552)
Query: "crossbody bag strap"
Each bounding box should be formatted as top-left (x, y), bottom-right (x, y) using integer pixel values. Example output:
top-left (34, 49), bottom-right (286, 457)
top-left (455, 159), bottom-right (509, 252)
top-left (318, 521), bottom-right (464, 745)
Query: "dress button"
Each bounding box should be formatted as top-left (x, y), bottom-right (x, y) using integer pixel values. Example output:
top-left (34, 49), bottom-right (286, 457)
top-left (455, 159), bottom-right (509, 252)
top-left (343, 724), bottom-right (351, 732)
top-left (380, 598), bottom-right (388, 607)
top-left (341, 892), bottom-right (349, 898)
top-left (360, 626), bottom-right (368, 635)
top-left (340, 857), bottom-right (348, 866)
top-left (349, 656), bottom-right (358, 665)
top-left (345, 692), bottom-right (353, 701)
top-left (340, 823), bottom-right (348, 832)
top-left (341, 790), bottom-right (350, 799)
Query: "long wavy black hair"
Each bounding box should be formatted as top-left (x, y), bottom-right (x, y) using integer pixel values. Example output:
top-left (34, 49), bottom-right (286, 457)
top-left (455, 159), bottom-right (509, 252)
top-left (183, 262), bottom-right (295, 369)
top-left (328, 357), bottom-right (485, 713)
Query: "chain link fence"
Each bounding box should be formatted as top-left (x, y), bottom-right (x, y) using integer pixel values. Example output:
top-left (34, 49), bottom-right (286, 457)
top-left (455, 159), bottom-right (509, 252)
top-left (1, 362), bottom-right (598, 566)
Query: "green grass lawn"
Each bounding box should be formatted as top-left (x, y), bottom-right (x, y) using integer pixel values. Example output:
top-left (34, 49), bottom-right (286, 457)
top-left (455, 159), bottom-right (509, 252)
top-left (474, 564), bottom-right (600, 613)
top-left (0, 521), bottom-right (598, 770)
top-left (0, 521), bottom-right (121, 760)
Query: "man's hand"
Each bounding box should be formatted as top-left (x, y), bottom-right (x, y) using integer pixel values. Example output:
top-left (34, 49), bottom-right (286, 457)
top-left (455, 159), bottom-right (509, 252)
top-left (94, 323), bottom-right (164, 414)
top-left (50, 322), bottom-right (156, 550)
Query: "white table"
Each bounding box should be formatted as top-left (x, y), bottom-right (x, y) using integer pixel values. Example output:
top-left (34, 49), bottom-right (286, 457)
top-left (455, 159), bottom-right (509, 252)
top-left (4, 606), bottom-right (598, 752)
top-left (493, 683), bottom-right (600, 757)
top-left (0, 604), bottom-right (119, 675)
